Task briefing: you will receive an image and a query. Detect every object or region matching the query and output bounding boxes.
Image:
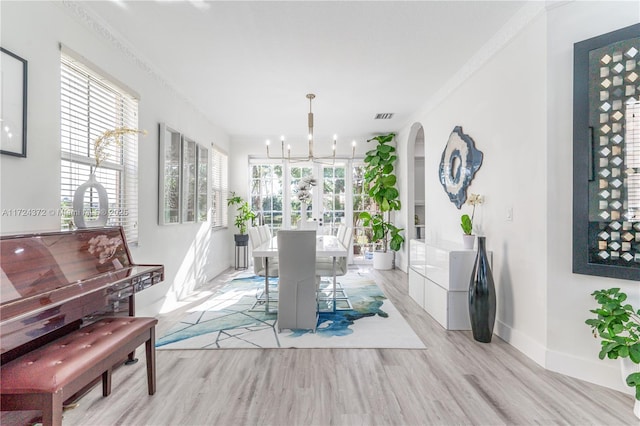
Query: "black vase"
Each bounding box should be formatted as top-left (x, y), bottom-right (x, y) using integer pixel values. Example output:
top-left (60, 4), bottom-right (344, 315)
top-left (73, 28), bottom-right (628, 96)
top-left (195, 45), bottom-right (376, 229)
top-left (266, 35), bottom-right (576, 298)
top-left (468, 236), bottom-right (496, 343)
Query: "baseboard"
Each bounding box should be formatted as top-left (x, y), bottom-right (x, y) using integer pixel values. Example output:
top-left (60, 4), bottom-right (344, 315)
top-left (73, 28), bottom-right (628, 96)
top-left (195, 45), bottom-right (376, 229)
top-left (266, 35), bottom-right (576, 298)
top-left (545, 348), bottom-right (631, 395)
top-left (494, 320), bottom-right (546, 367)
top-left (496, 320), bottom-right (631, 395)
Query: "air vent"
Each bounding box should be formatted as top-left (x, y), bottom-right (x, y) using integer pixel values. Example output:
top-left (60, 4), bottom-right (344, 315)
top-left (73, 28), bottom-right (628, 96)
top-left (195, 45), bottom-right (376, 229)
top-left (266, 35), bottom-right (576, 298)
top-left (374, 113), bottom-right (394, 120)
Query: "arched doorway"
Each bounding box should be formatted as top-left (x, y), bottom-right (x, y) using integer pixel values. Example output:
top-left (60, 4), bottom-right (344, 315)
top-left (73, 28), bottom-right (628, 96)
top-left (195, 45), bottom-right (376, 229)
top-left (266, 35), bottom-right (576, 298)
top-left (406, 123), bottom-right (425, 242)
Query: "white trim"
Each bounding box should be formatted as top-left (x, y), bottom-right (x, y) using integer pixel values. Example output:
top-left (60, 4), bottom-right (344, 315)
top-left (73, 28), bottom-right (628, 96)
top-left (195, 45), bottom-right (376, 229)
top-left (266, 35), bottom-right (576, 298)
top-left (58, 0), bottom-right (214, 127)
top-left (545, 349), bottom-right (632, 395)
top-left (494, 319), bottom-right (546, 367)
top-left (403, 1), bottom-right (546, 127)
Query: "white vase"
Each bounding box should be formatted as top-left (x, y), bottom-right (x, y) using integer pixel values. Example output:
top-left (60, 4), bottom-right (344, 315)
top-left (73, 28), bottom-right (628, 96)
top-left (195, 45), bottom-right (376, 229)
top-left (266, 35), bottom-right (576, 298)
top-left (620, 358), bottom-right (640, 419)
top-left (462, 234), bottom-right (475, 249)
top-left (73, 173), bottom-right (109, 228)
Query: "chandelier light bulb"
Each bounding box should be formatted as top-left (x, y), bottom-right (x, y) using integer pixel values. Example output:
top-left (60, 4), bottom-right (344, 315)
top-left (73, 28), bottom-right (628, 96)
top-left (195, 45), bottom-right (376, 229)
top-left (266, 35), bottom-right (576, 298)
top-left (266, 140), bottom-right (270, 146)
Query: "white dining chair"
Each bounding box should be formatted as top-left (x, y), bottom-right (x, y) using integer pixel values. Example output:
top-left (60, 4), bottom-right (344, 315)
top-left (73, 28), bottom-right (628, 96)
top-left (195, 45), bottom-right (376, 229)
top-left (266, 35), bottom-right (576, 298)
top-left (276, 230), bottom-right (318, 332)
top-left (316, 226), bottom-right (352, 277)
top-left (249, 226), bottom-right (278, 277)
top-left (258, 225), bottom-right (271, 244)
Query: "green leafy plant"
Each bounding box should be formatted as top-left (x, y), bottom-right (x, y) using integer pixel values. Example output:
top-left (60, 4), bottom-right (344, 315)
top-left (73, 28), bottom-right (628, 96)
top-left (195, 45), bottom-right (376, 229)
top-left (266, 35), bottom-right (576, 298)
top-left (227, 192), bottom-right (256, 235)
top-left (460, 193), bottom-right (483, 235)
top-left (586, 288), bottom-right (640, 400)
top-left (461, 214), bottom-right (473, 235)
top-left (358, 133), bottom-right (404, 253)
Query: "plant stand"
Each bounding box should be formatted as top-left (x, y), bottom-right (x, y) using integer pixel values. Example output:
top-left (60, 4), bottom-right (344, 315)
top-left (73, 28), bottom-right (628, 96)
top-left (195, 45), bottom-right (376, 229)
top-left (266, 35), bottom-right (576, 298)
top-left (234, 234), bottom-right (249, 270)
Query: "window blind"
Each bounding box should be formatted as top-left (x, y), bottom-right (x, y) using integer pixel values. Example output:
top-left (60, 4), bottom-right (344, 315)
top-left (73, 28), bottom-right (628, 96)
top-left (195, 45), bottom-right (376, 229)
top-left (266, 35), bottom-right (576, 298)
top-left (60, 54), bottom-right (139, 242)
top-left (211, 145), bottom-right (228, 228)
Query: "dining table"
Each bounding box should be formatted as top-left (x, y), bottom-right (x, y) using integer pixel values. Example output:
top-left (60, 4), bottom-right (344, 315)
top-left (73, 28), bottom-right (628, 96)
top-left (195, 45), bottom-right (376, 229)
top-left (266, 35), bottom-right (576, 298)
top-left (252, 233), bottom-right (348, 312)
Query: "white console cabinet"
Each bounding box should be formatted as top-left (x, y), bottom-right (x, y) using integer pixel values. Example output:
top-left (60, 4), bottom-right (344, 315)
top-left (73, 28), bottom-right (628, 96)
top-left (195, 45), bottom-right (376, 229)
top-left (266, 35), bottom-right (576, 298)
top-left (408, 239), bottom-right (492, 330)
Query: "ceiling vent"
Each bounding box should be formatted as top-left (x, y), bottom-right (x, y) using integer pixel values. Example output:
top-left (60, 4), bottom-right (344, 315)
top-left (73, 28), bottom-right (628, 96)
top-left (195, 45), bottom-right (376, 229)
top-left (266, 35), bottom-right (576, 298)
top-left (374, 113), bottom-right (394, 120)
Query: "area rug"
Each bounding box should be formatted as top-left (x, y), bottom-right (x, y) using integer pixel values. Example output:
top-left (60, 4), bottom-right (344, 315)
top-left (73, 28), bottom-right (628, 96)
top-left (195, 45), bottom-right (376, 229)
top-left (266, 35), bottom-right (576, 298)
top-left (156, 271), bottom-right (425, 349)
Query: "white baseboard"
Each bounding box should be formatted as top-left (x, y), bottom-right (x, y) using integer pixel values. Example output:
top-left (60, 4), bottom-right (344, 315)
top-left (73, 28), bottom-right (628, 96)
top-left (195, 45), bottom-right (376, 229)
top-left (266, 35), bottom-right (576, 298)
top-left (496, 320), bottom-right (631, 395)
top-left (545, 348), bottom-right (631, 395)
top-left (495, 320), bottom-right (547, 367)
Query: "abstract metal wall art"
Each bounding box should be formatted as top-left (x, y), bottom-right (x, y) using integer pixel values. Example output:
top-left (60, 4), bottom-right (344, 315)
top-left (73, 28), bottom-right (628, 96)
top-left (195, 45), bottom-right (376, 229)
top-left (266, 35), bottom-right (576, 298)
top-left (438, 126), bottom-right (483, 209)
top-left (573, 23), bottom-right (640, 281)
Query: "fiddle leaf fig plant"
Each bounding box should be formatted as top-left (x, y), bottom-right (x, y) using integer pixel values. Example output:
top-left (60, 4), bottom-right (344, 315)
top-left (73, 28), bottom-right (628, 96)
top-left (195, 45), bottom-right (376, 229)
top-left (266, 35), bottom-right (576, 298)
top-left (359, 133), bottom-right (404, 253)
top-left (586, 288), bottom-right (640, 400)
top-left (227, 192), bottom-right (256, 235)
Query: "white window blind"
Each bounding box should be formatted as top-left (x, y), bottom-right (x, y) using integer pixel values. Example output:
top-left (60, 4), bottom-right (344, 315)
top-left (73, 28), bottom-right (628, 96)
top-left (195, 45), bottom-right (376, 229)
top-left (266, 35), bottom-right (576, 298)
top-left (211, 146), bottom-right (228, 228)
top-left (60, 54), bottom-right (139, 242)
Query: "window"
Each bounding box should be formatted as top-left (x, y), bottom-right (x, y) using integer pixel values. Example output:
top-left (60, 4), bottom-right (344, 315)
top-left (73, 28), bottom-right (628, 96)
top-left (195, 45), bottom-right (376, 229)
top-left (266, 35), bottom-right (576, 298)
top-left (197, 145), bottom-right (209, 222)
top-left (322, 163), bottom-right (346, 234)
top-left (60, 52), bottom-right (139, 242)
top-left (353, 162), bottom-right (377, 261)
top-left (211, 146), bottom-right (228, 228)
top-left (289, 164), bottom-right (313, 227)
top-left (250, 162), bottom-right (284, 232)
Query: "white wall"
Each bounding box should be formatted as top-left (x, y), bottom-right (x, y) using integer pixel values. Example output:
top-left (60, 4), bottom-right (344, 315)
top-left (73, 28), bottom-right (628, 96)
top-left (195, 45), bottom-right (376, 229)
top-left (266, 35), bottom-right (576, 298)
top-left (544, 1), bottom-right (640, 392)
top-left (398, 10), bottom-right (549, 360)
top-left (0, 1), bottom-right (234, 315)
top-left (396, 0), bottom-right (640, 394)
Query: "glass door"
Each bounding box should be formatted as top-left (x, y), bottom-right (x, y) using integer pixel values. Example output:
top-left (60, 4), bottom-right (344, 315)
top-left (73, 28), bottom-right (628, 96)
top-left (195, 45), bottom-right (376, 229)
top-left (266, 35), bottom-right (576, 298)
top-left (318, 163), bottom-right (347, 235)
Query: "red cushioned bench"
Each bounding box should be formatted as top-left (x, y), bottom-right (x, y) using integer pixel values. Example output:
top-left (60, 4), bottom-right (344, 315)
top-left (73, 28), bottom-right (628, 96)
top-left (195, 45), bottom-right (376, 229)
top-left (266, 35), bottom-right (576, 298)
top-left (0, 317), bottom-right (157, 426)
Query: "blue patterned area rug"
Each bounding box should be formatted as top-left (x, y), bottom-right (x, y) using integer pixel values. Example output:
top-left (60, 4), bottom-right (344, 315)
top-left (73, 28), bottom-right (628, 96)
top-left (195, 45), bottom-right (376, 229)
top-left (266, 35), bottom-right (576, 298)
top-left (156, 271), bottom-right (426, 349)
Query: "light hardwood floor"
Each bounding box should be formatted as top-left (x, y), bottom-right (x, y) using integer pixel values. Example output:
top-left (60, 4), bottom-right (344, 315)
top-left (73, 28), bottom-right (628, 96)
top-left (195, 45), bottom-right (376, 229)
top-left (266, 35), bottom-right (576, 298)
top-left (33, 267), bottom-right (640, 424)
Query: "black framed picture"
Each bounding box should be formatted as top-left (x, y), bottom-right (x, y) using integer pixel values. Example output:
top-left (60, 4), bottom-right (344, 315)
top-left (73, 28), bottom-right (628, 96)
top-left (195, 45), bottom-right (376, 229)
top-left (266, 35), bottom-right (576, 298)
top-left (573, 24), bottom-right (640, 281)
top-left (0, 47), bottom-right (28, 157)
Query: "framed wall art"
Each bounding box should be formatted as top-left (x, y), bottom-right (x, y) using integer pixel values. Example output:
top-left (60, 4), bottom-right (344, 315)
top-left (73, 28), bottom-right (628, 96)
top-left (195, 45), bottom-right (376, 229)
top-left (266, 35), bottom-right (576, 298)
top-left (0, 47), bottom-right (28, 157)
top-left (573, 23), bottom-right (640, 280)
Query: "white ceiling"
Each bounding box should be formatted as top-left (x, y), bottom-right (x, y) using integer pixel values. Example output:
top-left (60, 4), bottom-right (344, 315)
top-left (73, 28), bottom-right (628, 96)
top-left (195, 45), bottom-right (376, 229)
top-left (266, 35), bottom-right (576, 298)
top-left (80, 1), bottom-right (527, 144)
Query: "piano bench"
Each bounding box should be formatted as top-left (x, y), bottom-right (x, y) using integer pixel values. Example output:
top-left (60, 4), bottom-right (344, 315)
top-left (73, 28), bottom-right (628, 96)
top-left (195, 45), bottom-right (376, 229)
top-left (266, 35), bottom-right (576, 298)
top-left (0, 316), bottom-right (157, 426)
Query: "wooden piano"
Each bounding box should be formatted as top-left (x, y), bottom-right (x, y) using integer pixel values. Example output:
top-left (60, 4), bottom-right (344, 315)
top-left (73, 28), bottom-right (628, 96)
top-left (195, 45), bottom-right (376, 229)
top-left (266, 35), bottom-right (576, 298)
top-left (0, 226), bottom-right (164, 363)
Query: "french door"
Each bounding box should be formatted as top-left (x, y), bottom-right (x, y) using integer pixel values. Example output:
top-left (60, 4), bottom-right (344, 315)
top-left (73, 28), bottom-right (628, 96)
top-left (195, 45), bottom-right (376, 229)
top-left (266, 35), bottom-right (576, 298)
top-left (250, 159), bottom-right (374, 264)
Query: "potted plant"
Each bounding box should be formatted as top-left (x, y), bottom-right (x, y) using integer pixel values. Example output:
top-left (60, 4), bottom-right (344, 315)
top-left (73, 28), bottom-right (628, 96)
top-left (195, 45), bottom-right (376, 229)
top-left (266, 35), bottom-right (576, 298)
top-left (227, 192), bottom-right (256, 246)
top-left (359, 133), bottom-right (404, 270)
top-left (586, 288), bottom-right (640, 418)
top-left (461, 193), bottom-right (484, 249)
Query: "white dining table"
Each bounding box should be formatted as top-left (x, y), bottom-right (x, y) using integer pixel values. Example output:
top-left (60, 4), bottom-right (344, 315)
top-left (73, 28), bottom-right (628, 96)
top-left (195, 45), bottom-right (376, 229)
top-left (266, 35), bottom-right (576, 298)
top-left (253, 234), bottom-right (348, 312)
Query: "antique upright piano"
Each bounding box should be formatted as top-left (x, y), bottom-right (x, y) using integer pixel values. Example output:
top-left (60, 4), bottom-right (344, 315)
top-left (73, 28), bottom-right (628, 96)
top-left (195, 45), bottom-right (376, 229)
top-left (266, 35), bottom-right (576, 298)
top-left (0, 227), bottom-right (164, 364)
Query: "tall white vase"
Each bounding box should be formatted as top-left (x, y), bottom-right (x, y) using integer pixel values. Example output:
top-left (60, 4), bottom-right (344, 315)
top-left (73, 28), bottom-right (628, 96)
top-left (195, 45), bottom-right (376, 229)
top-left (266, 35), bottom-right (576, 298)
top-left (73, 173), bottom-right (109, 228)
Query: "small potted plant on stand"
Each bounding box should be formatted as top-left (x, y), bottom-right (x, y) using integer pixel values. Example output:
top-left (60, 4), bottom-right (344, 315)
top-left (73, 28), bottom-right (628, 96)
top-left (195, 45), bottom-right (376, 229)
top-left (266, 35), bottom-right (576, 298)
top-left (586, 287), bottom-right (640, 419)
top-left (227, 192), bottom-right (256, 247)
top-left (359, 133), bottom-right (404, 270)
top-left (461, 193), bottom-right (484, 249)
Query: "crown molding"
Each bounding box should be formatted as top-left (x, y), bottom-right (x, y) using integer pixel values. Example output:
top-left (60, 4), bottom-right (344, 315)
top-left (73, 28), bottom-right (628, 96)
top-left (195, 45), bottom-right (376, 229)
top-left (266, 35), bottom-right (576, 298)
top-left (405, 1), bottom-right (546, 126)
top-left (58, 0), bottom-right (215, 127)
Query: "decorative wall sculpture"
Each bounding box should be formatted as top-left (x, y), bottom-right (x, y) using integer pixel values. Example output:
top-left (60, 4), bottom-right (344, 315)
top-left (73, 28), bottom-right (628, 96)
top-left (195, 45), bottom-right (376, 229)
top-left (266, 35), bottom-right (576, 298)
top-left (439, 126), bottom-right (483, 209)
top-left (573, 23), bottom-right (640, 281)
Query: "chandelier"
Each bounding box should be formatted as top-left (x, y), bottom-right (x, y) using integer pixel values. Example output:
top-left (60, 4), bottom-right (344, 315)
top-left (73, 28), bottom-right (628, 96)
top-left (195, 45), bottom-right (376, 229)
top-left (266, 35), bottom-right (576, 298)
top-left (266, 93), bottom-right (356, 162)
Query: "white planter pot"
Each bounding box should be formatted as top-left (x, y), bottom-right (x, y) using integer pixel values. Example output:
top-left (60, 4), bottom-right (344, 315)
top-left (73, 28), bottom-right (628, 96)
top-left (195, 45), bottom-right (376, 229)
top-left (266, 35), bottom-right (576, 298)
top-left (620, 358), bottom-right (640, 419)
top-left (372, 251), bottom-right (393, 270)
top-left (462, 234), bottom-right (476, 250)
